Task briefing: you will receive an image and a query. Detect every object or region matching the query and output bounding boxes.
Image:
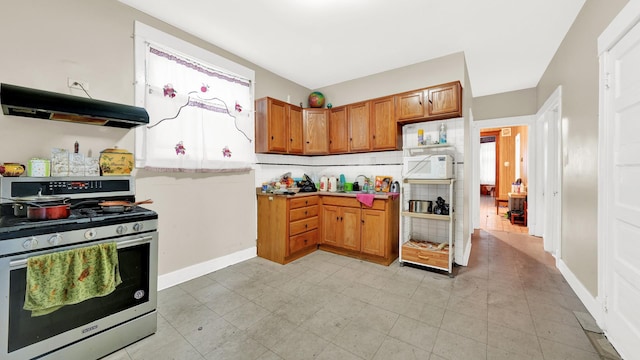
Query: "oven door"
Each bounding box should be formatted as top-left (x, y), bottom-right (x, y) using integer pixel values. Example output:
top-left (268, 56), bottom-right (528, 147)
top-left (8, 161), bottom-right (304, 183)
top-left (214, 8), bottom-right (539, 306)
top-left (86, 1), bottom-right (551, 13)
top-left (0, 232), bottom-right (158, 360)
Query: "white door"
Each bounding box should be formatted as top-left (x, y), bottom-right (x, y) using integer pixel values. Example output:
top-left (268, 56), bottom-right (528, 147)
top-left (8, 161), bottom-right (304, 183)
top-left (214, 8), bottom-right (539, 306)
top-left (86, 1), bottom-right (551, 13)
top-left (601, 18), bottom-right (640, 360)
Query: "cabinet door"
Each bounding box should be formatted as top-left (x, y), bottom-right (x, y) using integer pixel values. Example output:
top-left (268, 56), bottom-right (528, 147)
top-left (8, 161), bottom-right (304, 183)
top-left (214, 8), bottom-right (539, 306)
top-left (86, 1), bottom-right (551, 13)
top-left (348, 102), bottom-right (370, 152)
top-left (396, 91), bottom-right (426, 121)
top-left (340, 207), bottom-right (361, 251)
top-left (288, 105), bottom-right (303, 154)
top-left (428, 82), bottom-right (462, 118)
top-left (267, 98), bottom-right (289, 153)
top-left (329, 106), bottom-right (348, 153)
top-left (361, 209), bottom-right (386, 257)
top-left (321, 205), bottom-right (340, 246)
top-left (303, 109), bottom-right (329, 155)
top-left (370, 96), bottom-right (399, 150)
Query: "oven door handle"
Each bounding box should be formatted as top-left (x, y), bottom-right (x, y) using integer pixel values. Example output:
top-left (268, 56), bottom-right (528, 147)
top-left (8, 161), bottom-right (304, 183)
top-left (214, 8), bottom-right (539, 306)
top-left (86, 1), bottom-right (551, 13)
top-left (9, 236), bottom-right (154, 269)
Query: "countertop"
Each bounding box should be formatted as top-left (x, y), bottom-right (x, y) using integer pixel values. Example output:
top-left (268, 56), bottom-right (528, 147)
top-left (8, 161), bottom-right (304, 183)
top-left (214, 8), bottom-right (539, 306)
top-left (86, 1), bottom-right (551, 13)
top-left (255, 188), bottom-right (398, 199)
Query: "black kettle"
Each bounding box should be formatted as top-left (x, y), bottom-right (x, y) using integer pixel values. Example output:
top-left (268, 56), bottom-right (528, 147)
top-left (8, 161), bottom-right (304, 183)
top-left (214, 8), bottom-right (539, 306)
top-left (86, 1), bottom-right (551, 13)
top-left (390, 181), bottom-right (400, 193)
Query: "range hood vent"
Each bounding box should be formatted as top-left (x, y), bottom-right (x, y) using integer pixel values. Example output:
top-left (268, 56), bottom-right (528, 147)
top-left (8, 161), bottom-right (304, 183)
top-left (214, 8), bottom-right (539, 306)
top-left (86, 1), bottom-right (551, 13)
top-left (0, 83), bottom-right (149, 128)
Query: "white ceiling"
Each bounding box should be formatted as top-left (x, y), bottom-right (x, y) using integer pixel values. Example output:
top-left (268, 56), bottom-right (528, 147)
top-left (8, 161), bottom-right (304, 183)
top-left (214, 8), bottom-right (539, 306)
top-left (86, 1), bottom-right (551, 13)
top-left (119, 0), bottom-right (586, 97)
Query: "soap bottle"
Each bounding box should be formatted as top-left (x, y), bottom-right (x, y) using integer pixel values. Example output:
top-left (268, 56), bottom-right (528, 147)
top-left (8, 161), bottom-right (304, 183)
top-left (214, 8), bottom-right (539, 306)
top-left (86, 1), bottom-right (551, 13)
top-left (439, 123), bottom-right (447, 144)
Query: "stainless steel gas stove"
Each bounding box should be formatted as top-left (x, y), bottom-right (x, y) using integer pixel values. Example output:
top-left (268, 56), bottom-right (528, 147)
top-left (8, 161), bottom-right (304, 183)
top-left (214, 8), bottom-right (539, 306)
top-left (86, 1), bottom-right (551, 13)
top-left (0, 176), bottom-right (158, 360)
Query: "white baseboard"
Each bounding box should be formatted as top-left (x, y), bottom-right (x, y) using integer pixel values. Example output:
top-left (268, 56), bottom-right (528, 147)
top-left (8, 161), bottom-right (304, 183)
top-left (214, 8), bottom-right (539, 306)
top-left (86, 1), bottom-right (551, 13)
top-left (557, 258), bottom-right (604, 327)
top-left (157, 246), bottom-right (257, 290)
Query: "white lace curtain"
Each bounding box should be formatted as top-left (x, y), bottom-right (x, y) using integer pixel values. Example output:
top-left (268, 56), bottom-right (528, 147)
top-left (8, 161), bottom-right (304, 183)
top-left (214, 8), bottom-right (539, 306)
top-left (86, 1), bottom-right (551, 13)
top-left (479, 140), bottom-right (496, 185)
top-left (135, 44), bottom-right (254, 172)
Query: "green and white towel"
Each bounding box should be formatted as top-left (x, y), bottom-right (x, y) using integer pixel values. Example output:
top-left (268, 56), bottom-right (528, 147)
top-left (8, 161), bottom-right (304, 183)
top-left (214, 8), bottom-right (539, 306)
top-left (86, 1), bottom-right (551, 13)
top-left (24, 242), bottom-right (122, 317)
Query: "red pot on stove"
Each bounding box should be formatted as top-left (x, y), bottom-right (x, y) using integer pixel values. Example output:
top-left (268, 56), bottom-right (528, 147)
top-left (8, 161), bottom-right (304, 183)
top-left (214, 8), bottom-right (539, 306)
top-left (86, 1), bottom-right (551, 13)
top-left (27, 204), bottom-right (71, 220)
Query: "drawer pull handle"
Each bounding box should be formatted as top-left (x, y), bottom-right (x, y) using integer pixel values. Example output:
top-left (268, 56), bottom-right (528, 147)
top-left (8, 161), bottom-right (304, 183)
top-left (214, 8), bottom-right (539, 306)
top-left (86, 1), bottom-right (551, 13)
top-left (304, 211), bottom-right (308, 215)
top-left (417, 255), bottom-right (431, 260)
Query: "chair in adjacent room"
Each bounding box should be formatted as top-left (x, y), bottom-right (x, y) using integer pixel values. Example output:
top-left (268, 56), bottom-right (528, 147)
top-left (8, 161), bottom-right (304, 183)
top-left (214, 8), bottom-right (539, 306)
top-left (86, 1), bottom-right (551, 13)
top-left (510, 200), bottom-right (527, 226)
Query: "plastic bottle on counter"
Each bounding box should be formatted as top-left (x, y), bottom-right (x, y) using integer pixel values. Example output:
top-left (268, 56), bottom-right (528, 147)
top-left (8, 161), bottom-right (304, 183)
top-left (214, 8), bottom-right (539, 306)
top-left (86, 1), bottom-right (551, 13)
top-left (319, 176), bottom-right (328, 192)
top-left (329, 176), bottom-right (337, 192)
top-left (417, 129), bottom-right (424, 146)
top-left (439, 123), bottom-right (447, 144)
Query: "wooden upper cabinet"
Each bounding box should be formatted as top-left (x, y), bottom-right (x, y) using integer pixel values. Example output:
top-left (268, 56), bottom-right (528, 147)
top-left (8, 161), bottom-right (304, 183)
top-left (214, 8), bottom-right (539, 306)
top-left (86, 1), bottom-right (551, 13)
top-left (396, 91), bottom-right (426, 121)
top-left (329, 106), bottom-right (348, 154)
top-left (348, 102), bottom-right (370, 152)
top-left (255, 97), bottom-right (288, 153)
top-left (303, 109), bottom-right (329, 155)
top-left (370, 96), bottom-right (400, 150)
top-left (288, 105), bottom-right (303, 154)
top-left (427, 81), bottom-right (462, 119)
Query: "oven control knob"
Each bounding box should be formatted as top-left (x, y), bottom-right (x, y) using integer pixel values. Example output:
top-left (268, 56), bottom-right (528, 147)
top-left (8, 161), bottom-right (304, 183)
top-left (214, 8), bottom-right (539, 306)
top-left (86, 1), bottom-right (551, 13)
top-left (23, 237), bottom-right (38, 250)
top-left (48, 234), bottom-right (63, 246)
top-left (133, 223), bottom-right (143, 232)
top-left (117, 225), bottom-right (128, 235)
top-left (84, 229), bottom-right (97, 240)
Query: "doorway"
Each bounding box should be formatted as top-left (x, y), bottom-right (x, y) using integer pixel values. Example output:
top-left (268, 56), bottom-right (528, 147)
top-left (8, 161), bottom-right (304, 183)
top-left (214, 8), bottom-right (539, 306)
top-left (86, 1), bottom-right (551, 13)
top-left (471, 116), bottom-right (535, 232)
top-left (477, 126), bottom-right (530, 233)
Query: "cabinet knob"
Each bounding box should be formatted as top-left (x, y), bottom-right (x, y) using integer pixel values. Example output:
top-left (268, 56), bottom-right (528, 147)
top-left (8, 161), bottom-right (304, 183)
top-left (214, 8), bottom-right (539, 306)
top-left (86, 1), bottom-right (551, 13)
top-left (306, 141), bottom-right (310, 144)
top-left (372, 135), bottom-right (376, 139)
top-left (305, 224), bottom-right (308, 228)
top-left (304, 239), bottom-right (308, 244)
top-left (271, 136), bottom-right (274, 140)
top-left (361, 219), bottom-right (365, 224)
top-left (290, 138), bottom-right (293, 142)
top-left (428, 99), bottom-right (433, 104)
top-left (304, 210), bottom-right (308, 215)
top-left (329, 140), bottom-right (332, 144)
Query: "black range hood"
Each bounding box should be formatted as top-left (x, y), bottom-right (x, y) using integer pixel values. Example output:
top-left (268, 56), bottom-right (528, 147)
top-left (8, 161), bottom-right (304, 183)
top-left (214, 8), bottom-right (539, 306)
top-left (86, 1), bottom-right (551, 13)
top-left (0, 83), bottom-right (149, 128)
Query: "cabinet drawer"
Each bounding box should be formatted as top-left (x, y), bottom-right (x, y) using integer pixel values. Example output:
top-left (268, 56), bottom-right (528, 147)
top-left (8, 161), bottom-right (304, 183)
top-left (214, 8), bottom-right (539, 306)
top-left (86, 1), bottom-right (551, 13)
top-left (290, 205), bottom-right (318, 222)
top-left (290, 196), bottom-right (318, 209)
top-left (370, 199), bottom-right (387, 210)
top-left (322, 196), bottom-right (360, 207)
top-left (402, 242), bottom-right (449, 269)
top-left (290, 216), bottom-right (318, 236)
top-left (289, 229), bottom-right (318, 254)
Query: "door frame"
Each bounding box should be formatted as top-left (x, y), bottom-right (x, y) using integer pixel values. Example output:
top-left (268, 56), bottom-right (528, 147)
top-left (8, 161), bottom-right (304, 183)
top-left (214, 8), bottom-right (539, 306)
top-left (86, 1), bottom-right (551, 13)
top-left (471, 115), bottom-right (535, 232)
top-left (535, 86), bottom-right (563, 255)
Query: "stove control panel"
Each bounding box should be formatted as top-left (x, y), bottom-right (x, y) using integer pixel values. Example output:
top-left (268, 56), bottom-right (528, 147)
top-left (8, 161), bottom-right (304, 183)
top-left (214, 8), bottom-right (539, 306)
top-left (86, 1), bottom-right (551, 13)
top-left (0, 176), bottom-right (135, 203)
top-left (0, 219), bottom-right (158, 256)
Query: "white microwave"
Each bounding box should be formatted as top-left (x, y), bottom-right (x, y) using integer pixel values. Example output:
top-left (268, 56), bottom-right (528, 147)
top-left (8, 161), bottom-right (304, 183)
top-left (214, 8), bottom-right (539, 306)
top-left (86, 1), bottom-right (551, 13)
top-left (403, 154), bottom-right (453, 179)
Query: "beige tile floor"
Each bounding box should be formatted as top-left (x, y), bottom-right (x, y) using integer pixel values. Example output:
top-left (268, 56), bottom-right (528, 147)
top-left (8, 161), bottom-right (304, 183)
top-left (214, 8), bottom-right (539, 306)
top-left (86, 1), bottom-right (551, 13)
top-left (102, 198), bottom-right (606, 360)
top-left (480, 195), bottom-right (529, 233)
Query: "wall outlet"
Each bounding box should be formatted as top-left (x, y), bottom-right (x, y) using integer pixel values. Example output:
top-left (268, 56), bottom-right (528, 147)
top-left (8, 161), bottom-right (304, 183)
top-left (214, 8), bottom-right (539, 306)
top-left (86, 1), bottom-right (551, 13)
top-left (67, 78), bottom-right (89, 91)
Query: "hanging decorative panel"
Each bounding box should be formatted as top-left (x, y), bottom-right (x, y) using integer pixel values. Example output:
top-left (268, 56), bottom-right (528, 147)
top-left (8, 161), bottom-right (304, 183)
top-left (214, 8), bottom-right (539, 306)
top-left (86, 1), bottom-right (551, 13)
top-left (136, 44), bottom-right (254, 172)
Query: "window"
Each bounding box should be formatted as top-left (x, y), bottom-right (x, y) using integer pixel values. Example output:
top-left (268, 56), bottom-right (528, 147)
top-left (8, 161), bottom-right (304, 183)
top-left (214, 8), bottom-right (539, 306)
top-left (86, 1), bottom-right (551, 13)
top-left (133, 22), bottom-right (255, 172)
top-left (480, 136), bottom-right (496, 185)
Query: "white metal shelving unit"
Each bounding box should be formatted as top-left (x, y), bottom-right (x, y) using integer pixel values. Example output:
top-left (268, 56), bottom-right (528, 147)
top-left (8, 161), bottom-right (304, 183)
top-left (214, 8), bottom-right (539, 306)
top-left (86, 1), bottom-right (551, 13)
top-left (400, 145), bottom-right (456, 276)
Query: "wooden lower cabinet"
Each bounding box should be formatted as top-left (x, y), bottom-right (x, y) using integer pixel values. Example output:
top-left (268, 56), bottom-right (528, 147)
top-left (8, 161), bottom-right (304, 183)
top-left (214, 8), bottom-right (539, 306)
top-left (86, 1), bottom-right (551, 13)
top-left (257, 194), bottom-right (319, 264)
top-left (257, 193), bottom-right (399, 266)
top-left (321, 204), bottom-right (361, 251)
top-left (320, 196), bottom-right (399, 265)
top-left (361, 209), bottom-right (386, 257)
